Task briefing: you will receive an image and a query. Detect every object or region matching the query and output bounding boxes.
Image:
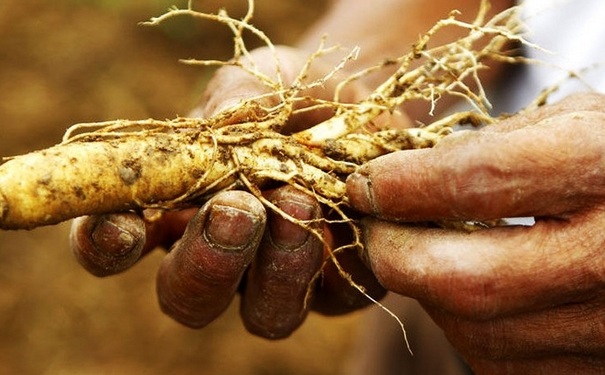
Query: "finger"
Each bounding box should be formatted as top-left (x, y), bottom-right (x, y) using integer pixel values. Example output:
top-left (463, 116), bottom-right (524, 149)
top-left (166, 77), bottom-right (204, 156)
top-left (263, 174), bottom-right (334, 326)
top-left (424, 298), bottom-right (605, 363)
top-left (197, 64), bottom-right (277, 123)
top-left (347, 110), bottom-right (605, 221)
top-left (197, 46), bottom-right (304, 123)
top-left (312, 248), bottom-right (387, 316)
top-left (311, 221), bottom-right (387, 316)
top-left (143, 208), bottom-right (198, 251)
top-left (70, 209), bottom-right (197, 277)
top-left (70, 213), bottom-right (146, 277)
top-left (156, 191), bottom-right (266, 328)
top-left (240, 186), bottom-right (324, 339)
top-left (482, 92), bottom-right (605, 134)
top-left (362, 207), bottom-right (605, 319)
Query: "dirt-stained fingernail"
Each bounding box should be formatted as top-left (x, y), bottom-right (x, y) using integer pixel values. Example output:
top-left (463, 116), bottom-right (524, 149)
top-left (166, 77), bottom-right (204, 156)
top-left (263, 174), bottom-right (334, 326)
top-left (346, 171), bottom-right (375, 214)
top-left (204, 204), bottom-right (263, 251)
top-left (75, 214), bottom-right (145, 277)
top-left (92, 215), bottom-right (138, 256)
top-left (269, 199), bottom-right (316, 251)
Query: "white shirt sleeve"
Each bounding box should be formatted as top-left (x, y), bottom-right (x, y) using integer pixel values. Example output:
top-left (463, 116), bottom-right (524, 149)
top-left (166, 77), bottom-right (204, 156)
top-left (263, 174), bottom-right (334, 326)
top-left (493, 0), bottom-right (605, 113)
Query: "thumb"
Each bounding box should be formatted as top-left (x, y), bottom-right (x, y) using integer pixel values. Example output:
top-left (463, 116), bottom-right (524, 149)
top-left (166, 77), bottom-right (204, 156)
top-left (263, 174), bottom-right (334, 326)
top-left (193, 46), bottom-right (305, 122)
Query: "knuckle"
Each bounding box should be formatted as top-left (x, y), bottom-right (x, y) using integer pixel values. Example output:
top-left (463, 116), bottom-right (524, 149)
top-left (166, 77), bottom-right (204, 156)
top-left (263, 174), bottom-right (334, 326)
top-left (441, 157), bottom-right (506, 220)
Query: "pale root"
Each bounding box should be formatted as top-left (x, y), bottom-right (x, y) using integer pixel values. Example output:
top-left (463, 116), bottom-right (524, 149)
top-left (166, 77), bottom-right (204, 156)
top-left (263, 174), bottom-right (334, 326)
top-left (0, 133), bottom-right (219, 229)
top-left (0, 0), bottom-right (529, 232)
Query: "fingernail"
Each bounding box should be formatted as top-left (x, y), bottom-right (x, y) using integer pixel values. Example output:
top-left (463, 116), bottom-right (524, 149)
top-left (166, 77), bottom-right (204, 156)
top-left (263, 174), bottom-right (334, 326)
top-left (270, 199), bottom-right (316, 251)
top-left (92, 216), bottom-right (137, 256)
top-left (346, 171), bottom-right (375, 214)
top-left (204, 204), bottom-right (262, 251)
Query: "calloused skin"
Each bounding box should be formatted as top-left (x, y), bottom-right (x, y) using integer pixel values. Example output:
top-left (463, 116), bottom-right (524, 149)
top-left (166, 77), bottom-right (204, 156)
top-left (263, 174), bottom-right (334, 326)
top-left (346, 92), bottom-right (605, 374)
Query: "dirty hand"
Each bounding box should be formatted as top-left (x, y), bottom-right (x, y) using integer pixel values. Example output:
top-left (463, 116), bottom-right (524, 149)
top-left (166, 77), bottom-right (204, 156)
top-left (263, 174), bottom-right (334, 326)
top-left (346, 93), bottom-right (605, 374)
top-left (70, 46), bottom-right (385, 339)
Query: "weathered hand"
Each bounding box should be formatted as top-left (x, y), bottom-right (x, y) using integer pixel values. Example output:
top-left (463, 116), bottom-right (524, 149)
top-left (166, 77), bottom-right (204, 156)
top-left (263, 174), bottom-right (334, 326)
top-left (346, 93), bottom-right (605, 374)
top-left (70, 46), bottom-right (385, 338)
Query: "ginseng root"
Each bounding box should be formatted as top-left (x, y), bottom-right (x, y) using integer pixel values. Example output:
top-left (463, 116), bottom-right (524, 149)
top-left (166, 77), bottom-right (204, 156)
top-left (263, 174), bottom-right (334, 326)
top-left (0, 0), bottom-right (528, 246)
top-left (0, 116), bottom-right (454, 230)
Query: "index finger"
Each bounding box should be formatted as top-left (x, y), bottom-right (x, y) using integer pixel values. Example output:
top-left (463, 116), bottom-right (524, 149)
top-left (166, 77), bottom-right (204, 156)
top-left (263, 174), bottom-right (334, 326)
top-left (347, 110), bottom-right (605, 221)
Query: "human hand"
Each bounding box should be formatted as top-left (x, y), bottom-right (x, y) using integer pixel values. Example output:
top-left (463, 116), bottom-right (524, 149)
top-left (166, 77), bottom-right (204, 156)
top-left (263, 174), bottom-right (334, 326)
top-left (346, 93), bottom-right (605, 373)
top-left (70, 46), bottom-right (387, 339)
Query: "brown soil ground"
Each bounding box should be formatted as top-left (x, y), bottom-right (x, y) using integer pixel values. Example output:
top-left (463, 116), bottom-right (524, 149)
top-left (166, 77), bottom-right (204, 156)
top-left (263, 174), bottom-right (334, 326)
top-left (0, 1), bottom-right (367, 374)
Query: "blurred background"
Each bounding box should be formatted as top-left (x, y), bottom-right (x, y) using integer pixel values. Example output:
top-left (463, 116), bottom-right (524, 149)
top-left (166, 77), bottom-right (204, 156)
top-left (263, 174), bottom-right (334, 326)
top-left (0, 1), bottom-right (370, 374)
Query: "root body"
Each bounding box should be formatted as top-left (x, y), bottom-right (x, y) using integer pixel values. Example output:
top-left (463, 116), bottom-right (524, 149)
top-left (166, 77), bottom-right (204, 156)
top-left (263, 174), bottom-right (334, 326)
top-left (0, 132), bottom-right (220, 229)
top-left (0, 120), bottom-right (441, 230)
top-left (0, 0), bottom-right (527, 231)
